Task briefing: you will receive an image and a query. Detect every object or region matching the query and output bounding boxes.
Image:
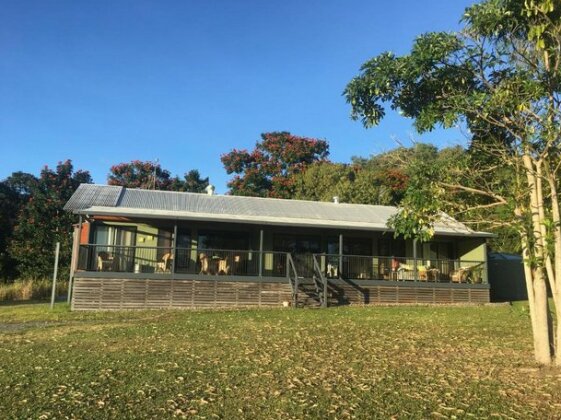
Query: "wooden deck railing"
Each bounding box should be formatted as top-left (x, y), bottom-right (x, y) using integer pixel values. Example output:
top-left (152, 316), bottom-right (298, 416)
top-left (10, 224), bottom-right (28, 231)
top-left (77, 245), bottom-right (292, 278)
top-left (313, 253), bottom-right (487, 284)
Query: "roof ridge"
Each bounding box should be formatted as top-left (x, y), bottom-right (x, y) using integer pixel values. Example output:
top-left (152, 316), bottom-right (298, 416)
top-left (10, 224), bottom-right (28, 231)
top-left (113, 185), bottom-right (398, 209)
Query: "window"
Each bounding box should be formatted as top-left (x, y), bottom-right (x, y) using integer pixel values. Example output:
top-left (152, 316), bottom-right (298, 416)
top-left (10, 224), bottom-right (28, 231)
top-left (93, 225), bottom-right (136, 247)
top-left (273, 234), bottom-right (321, 254)
top-left (343, 237), bottom-right (372, 256)
top-left (198, 230), bottom-right (250, 250)
top-left (378, 236), bottom-right (406, 257)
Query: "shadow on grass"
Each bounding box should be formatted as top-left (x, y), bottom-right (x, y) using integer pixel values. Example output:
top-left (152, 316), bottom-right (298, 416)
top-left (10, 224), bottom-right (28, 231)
top-left (0, 297), bottom-right (68, 307)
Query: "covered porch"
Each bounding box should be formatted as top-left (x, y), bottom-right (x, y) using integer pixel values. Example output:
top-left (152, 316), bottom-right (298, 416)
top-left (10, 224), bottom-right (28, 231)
top-left (70, 216), bottom-right (490, 309)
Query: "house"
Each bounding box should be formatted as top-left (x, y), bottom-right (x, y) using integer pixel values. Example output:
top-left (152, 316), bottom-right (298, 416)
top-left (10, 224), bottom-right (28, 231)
top-left (64, 184), bottom-right (492, 310)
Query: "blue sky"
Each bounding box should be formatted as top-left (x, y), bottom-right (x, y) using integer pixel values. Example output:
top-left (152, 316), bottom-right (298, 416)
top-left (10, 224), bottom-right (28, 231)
top-left (0, 0), bottom-right (473, 192)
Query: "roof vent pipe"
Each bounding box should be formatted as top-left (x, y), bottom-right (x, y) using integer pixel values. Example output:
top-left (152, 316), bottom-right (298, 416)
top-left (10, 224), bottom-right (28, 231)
top-left (205, 184), bottom-right (215, 196)
top-left (333, 196), bottom-right (339, 204)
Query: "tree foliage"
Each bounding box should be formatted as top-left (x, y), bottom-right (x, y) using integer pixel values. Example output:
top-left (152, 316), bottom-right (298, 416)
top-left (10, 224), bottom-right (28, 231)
top-left (8, 161), bottom-right (92, 279)
top-left (108, 161), bottom-right (209, 193)
top-left (345, 0), bottom-right (561, 365)
top-left (221, 132), bottom-right (329, 198)
top-left (170, 170), bottom-right (210, 193)
top-left (108, 161), bottom-right (174, 190)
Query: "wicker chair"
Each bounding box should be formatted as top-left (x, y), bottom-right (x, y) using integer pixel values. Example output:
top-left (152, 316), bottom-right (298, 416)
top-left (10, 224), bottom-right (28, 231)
top-left (156, 252), bottom-right (173, 273)
top-left (199, 253), bottom-right (210, 274)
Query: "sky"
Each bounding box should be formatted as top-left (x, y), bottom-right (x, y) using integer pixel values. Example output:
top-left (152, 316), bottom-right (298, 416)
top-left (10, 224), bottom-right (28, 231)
top-left (0, 0), bottom-right (474, 192)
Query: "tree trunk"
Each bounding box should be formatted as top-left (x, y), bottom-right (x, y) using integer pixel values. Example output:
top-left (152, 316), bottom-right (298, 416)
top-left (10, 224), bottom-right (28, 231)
top-left (532, 269), bottom-right (553, 364)
top-left (523, 154), bottom-right (554, 364)
top-left (545, 166), bottom-right (561, 365)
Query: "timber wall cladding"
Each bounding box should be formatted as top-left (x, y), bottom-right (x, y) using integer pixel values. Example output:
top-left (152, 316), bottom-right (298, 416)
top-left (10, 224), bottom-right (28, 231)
top-left (73, 277), bottom-right (490, 310)
top-left (335, 284), bottom-right (489, 304)
top-left (72, 278), bottom-right (293, 310)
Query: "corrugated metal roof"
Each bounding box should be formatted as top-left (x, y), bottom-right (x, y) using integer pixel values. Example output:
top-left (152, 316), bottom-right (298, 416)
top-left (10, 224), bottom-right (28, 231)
top-left (63, 184), bottom-right (123, 211)
top-left (65, 184), bottom-right (493, 237)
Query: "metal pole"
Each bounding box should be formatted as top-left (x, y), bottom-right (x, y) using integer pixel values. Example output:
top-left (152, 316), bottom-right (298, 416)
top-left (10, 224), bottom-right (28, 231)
top-left (50, 242), bottom-right (60, 310)
top-left (258, 229), bottom-right (264, 277)
top-left (338, 234), bottom-right (343, 278)
top-left (413, 238), bottom-right (418, 281)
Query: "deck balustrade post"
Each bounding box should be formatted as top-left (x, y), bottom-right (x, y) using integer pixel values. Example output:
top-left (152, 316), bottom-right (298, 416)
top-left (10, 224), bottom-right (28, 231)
top-left (171, 222), bottom-right (177, 278)
top-left (338, 234), bottom-right (343, 278)
top-left (258, 229), bottom-right (264, 277)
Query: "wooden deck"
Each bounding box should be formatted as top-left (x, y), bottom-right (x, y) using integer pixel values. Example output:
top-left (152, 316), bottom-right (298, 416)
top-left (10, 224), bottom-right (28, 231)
top-left (72, 275), bottom-right (490, 310)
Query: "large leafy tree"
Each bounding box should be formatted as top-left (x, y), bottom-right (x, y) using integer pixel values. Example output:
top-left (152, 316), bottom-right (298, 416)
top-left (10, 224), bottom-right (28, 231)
top-left (9, 161), bottom-right (92, 279)
top-left (0, 172), bottom-right (55, 280)
top-left (345, 0), bottom-right (561, 365)
top-left (108, 161), bottom-right (209, 193)
top-left (221, 132), bottom-right (329, 198)
top-left (292, 144), bottom-right (469, 207)
top-left (108, 160), bottom-right (174, 190)
top-left (170, 169), bottom-right (210, 193)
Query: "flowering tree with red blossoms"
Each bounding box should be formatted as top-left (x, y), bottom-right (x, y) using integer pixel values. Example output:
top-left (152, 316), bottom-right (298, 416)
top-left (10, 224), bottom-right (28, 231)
top-left (221, 132), bottom-right (329, 198)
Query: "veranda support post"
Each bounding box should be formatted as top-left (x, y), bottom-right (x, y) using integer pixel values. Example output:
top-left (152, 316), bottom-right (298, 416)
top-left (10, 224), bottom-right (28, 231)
top-left (67, 217), bottom-right (81, 304)
top-left (258, 229), bottom-right (264, 277)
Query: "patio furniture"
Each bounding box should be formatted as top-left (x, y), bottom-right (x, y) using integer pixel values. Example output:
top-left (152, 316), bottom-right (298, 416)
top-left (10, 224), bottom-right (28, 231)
top-left (97, 251), bottom-right (113, 271)
top-left (427, 268), bottom-right (440, 281)
top-left (450, 267), bottom-right (470, 283)
top-left (418, 265), bottom-right (428, 281)
top-left (156, 252), bottom-right (173, 273)
top-left (199, 253), bottom-right (210, 274)
top-left (217, 257), bottom-right (230, 275)
top-left (397, 263), bottom-right (413, 280)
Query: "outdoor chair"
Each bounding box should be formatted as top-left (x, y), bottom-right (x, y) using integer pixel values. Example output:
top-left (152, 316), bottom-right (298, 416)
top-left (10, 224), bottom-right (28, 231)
top-left (156, 252), bottom-right (173, 273)
top-left (97, 251), bottom-right (113, 271)
top-left (450, 267), bottom-right (470, 283)
top-left (217, 257), bottom-right (230, 275)
top-left (199, 253), bottom-right (210, 274)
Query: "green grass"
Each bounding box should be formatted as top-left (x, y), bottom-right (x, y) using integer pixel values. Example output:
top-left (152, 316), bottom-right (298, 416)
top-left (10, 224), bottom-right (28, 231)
top-left (1, 304), bottom-right (560, 419)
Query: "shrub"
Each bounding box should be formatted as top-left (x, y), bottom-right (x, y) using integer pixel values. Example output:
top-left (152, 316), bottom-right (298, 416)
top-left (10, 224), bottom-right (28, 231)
top-left (0, 279), bottom-right (68, 302)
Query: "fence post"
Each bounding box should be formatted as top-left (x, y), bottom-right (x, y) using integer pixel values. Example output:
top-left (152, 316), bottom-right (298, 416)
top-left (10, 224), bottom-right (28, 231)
top-left (50, 242), bottom-right (60, 310)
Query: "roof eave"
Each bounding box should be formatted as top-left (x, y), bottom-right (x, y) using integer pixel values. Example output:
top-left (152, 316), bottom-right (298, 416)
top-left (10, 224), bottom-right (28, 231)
top-left (75, 207), bottom-right (494, 238)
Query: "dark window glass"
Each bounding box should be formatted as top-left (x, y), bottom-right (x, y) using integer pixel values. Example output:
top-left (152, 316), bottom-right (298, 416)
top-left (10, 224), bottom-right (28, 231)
top-left (343, 237), bottom-right (372, 256)
top-left (157, 229), bottom-right (173, 260)
top-left (273, 234), bottom-right (321, 254)
top-left (198, 230), bottom-right (250, 250)
top-left (378, 236), bottom-right (406, 257)
top-left (176, 231), bottom-right (191, 249)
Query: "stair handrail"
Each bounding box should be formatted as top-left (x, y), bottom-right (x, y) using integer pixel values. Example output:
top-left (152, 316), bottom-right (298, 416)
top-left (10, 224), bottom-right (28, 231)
top-left (286, 253), bottom-right (299, 307)
top-left (312, 254), bottom-right (328, 308)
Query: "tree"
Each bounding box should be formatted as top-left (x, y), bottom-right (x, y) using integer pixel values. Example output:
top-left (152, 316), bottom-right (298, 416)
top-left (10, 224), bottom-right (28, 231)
top-left (9, 161), bottom-right (92, 279)
top-left (292, 162), bottom-right (355, 202)
top-left (221, 132), bottom-right (329, 198)
top-left (108, 161), bottom-right (210, 193)
top-left (108, 160), bottom-right (173, 190)
top-left (0, 177), bottom-right (36, 279)
top-left (345, 0), bottom-right (561, 365)
top-left (170, 170), bottom-right (210, 193)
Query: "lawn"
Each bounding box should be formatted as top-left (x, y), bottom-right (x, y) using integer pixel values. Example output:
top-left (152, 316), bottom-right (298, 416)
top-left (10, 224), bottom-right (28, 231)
top-left (1, 303), bottom-right (560, 419)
